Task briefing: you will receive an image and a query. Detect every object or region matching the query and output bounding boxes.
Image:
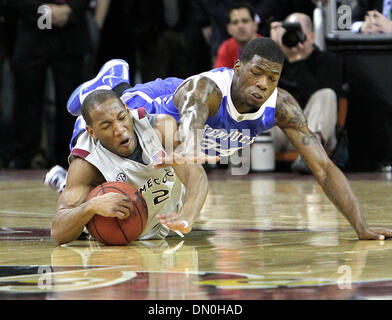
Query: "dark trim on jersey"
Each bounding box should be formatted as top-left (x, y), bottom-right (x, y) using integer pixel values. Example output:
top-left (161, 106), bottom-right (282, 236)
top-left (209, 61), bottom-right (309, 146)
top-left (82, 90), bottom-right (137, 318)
top-left (137, 107), bottom-right (147, 119)
top-left (71, 148), bottom-right (90, 159)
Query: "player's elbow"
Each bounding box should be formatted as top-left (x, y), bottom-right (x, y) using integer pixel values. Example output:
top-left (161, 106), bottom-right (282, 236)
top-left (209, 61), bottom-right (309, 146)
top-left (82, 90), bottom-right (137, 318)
top-left (51, 228), bottom-right (67, 245)
top-left (51, 219), bottom-right (72, 245)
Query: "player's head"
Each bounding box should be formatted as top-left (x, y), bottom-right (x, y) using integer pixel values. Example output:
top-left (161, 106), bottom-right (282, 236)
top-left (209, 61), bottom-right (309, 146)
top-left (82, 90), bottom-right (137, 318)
top-left (81, 89), bottom-right (137, 157)
top-left (227, 3), bottom-right (258, 45)
top-left (232, 37), bottom-right (284, 109)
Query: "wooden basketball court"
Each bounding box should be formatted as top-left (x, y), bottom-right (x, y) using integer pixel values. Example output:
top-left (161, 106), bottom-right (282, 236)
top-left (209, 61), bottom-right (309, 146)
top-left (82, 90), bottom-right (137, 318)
top-left (1, 169), bottom-right (392, 300)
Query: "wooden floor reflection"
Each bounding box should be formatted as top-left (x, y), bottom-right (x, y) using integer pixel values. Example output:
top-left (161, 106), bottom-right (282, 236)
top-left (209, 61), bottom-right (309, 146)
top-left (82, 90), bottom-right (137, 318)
top-left (1, 169), bottom-right (392, 300)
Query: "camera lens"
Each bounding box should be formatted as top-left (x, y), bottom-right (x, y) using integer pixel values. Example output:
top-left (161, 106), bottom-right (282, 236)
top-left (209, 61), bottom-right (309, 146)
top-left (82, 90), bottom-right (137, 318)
top-left (280, 22), bottom-right (307, 48)
top-left (282, 32), bottom-right (301, 47)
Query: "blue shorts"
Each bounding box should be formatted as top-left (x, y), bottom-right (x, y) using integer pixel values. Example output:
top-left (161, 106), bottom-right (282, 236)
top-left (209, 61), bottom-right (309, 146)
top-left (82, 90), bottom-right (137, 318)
top-left (119, 77), bottom-right (183, 122)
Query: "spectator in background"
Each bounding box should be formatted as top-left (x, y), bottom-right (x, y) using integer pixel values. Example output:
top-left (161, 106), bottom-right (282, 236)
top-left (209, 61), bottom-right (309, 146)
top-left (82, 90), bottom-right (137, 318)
top-left (270, 12), bottom-right (342, 173)
top-left (83, 0), bottom-right (111, 80)
top-left (95, 0), bottom-right (167, 84)
top-left (214, 3), bottom-right (261, 69)
top-left (0, 0), bottom-right (9, 168)
top-left (200, 0), bottom-right (280, 66)
top-left (185, 0), bottom-right (211, 76)
top-left (155, 0), bottom-right (190, 79)
top-left (0, 2), bottom-right (19, 169)
top-left (351, 0), bottom-right (392, 33)
top-left (9, 1), bottom-right (91, 169)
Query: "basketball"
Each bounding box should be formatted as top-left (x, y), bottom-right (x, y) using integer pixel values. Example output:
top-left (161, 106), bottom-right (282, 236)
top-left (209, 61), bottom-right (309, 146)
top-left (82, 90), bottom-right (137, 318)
top-left (86, 182), bottom-right (148, 245)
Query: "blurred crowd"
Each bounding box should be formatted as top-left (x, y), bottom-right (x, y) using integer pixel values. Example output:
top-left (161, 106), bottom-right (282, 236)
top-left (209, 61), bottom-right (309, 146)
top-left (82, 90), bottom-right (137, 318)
top-left (0, 0), bottom-right (391, 171)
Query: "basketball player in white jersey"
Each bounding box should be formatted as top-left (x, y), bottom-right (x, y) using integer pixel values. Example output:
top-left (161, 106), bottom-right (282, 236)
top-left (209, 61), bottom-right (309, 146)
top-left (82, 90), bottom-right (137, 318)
top-left (51, 90), bottom-right (208, 245)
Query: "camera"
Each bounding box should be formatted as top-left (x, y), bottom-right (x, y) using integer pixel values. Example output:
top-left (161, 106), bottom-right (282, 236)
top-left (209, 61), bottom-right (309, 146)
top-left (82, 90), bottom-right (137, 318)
top-left (280, 22), bottom-right (307, 48)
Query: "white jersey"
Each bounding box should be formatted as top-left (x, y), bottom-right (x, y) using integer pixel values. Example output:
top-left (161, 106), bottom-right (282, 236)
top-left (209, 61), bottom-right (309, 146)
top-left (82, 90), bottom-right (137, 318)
top-left (70, 108), bottom-right (185, 239)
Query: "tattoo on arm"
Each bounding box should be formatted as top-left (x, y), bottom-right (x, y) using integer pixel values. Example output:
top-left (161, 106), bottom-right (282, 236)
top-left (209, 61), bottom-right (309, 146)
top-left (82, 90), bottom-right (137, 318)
top-left (174, 76), bottom-right (221, 153)
top-left (275, 89), bottom-right (321, 147)
top-left (302, 132), bottom-right (320, 146)
top-left (275, 89), bottom-right (307, 131)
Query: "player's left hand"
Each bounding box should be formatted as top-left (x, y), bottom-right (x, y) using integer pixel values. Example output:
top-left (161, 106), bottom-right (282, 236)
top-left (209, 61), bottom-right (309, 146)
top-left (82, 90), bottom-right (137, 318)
top-left (156, 212), bottom-right (192, 234)
top-left (358, 227), bottom-right (392, 240)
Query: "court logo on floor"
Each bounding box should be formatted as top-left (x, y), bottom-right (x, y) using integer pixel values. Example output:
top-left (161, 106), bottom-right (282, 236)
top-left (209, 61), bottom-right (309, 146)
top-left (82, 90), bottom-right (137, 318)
top-left (0, 266), bottom-right (137, 293)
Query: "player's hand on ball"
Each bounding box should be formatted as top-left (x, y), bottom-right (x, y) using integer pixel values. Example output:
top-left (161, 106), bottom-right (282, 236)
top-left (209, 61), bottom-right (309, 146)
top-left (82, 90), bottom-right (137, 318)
top-left (358, 227), bottom-right (392, 240)
top-left (156, 212), bottom-right (192, 234)
top-left (89, 192), bottom-right (134, 220)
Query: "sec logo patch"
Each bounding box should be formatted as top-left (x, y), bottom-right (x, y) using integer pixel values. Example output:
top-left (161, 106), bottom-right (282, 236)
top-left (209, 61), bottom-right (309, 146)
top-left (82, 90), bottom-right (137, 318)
top-left (116, 173), bottom-right (126, 182)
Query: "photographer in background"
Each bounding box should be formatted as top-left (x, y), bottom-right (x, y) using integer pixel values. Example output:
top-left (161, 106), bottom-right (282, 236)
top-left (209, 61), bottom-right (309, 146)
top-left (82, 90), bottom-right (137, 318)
top-left (270, 12), bottom-right (343, 173)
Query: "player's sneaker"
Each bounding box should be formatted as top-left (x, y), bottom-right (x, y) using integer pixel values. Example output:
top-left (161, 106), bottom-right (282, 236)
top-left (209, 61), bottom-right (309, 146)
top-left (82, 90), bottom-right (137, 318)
top-left (69, 115), bottom-right (87, 152)
top-left (44, 165), bottom-right (67, 193)
top-left (67, 59), bottom-right (130, 116)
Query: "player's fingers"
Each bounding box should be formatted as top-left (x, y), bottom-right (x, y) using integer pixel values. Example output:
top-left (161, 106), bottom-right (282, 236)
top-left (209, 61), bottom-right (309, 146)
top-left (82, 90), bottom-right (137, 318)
top-left (165, 220), bottom-right (191, 233)
top-left (369, 228), bottom-right (392, 238)
top-left (179, 221), bottom-right (191, 233)
top-left (359, 231), bottom-right (385, 240)
top-left (113, 202), bottom-right (133, 219)
top-left (112, 209), bottom-right (127, 219)
top-left (153, 158), bottom-right (173, 169)
top-left (179, 155), bottom-right (220, 165)
top-left (159, 214), bottom-right (180, 223)
top-left (159, 217), bottom-right (174, 225)
top-left (120, 199), bottom-right (134, 210)
top-left (156, 211), bottom-right (176, 219)
top-left (117, 206), bottom-right (131, 219)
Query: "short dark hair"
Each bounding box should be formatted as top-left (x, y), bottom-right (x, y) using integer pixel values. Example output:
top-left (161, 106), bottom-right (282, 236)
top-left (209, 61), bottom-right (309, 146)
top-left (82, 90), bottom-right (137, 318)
top-left (81, 89), bottom-right (122, 125)
top-left (240, 37), bottom-right (285, 66)
top-left (227, 3), bottom-right (255, 24)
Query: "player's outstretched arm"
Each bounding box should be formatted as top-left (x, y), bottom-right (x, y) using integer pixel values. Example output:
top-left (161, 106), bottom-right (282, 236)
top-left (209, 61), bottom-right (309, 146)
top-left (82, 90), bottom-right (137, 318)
top-left (51, 158), bottom-right (133, 245)
top-left (158, 163), bottom-right (209, 234)
top-left (166, 76), bottom-right (222, 165)
top-left (275, 88), bottom-right (392, 240)
top-left (153, 114), bottom-right (209, 234)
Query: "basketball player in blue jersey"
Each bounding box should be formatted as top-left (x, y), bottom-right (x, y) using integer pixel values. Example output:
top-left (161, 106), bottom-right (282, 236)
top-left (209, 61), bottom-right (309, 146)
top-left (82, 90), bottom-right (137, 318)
top-left (47, 38), bottom-right (392, 240)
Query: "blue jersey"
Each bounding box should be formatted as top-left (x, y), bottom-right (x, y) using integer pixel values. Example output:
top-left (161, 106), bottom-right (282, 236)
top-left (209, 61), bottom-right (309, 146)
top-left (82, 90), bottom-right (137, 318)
top-left (70, 69), bottom-right (277, 157)
top-left (121, 68), bottom-right (277, 157)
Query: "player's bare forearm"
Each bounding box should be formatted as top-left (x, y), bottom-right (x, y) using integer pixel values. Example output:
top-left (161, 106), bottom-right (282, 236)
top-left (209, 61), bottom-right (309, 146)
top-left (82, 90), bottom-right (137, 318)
top-left (275, 88), bottom-right (369, 238)
top-left (173, 76), bottom-right (221, 156)
top-left (51, 188), bottom-right (95, 245)
top-left (158, 164), bottom-right (209, 233)
top-left (52, 187), bottom-right (133, 244)
top-left (179, 164), bottom-right (209, 222)
top-left (317, 163), bottom-right (368, 236)
top-left (50, 158), bottom-right (132, 245)
top-left (176, 164), bottom-right (208, 219)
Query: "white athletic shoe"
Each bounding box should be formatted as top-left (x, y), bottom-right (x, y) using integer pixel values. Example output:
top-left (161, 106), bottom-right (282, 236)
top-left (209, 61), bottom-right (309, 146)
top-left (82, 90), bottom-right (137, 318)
top-left (44, 165), bottom-right (67, 193)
